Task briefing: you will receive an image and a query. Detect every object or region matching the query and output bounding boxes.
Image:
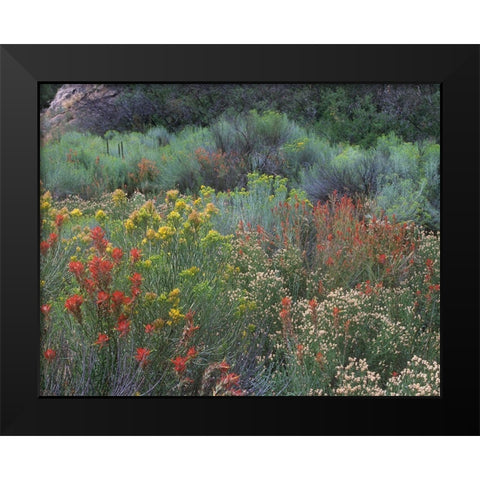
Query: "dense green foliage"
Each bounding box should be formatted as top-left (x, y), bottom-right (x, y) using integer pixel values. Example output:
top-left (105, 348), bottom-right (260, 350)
top-left (40, 83), bottom-right (440, 146)
top-left (41, 113), bottom-right (440, 230)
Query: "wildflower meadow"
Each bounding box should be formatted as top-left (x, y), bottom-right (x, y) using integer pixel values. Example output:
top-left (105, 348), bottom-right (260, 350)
top-left (40, 84), bottom-right (440, 396)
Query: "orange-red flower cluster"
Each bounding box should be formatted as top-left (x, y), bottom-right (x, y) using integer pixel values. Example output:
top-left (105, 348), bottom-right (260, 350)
top-left (130, 248), bottom-right (142, 263)
top-left (96, 291), bottom-right (110, 307)
top-left (115, 316), bottom-right (131, 338)
top-left (94, 332), bottom-right (109, 349)
top-left (88, 256), bottom-right (113, 289)
top-left (129, 272), bottom-right (142, 298)
top-left (90, 226), bottom-right (108, 254)
top-left (44, 348), bottom-right (56, 361)
top-left (220, 372), bottom-right (240, 389)
top-left (55, 214), bottom-right (65, 228)
top-left (308, 298), bottom-right (318, 326)
top-left (171, 347), bottom-right (198, 375)
top-left (181, 310), bottom-right (199, 345)
top-left (315, 351), bottom-right (324, 366)
top-left (296, 344), bottom-right (304, 362)
top-left (144, 323), bottom-right (155, 334)
top-left (111, 247), bottom-right (124, 264)
top-left (40, 241), bottom-right (50, 255)
top-left (40, 232), bottom-right (59, 255)
top-left (171, 356), bottom-right (188, 374)
top-left (68, 261), bottom-right (85, 280)
top-left (135, 347), bottom-right (151, 367)
top-left (280, 297), bottom-right (294, 339)
top-left (65, 294), bottom-right (83, 319)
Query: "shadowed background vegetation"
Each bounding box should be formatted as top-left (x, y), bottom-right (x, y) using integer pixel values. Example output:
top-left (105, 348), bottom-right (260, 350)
top-left (41, 83), bottom-right (440, 230)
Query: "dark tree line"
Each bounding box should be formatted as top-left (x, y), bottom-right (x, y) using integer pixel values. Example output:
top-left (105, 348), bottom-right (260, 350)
top-left (40, 83), bottom-right (439, 147)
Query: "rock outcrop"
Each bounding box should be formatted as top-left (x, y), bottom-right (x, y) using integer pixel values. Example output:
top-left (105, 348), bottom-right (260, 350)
top-left (40, 84), bottom-right (130, 143)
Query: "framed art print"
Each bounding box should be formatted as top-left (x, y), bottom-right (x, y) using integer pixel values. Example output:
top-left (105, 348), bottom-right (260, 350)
top-left (1, 45), bottom-right (478, 435)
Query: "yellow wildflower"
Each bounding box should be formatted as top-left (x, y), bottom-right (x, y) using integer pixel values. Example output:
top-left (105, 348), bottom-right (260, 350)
top-left (70, 208), bottom-right (82, 217)
top-left (168, 308), bottom-right (184, 323)
top-left (180, 266), bottom-right (200, 278)
top-left (165, 189), bottom-right (179, 203)
top-left (205, 203), bottom-right (219, 215)
top-left (146, 228), bottom-right (156, 240)
top-left (167, 210), bottom-right (181, 224)
top-left (95, 210), bottom-right (106, 221)
top-left (157, 225), bottom-right (175, 241)
top-left (142, 259), bottom-right (152, 269)
top-left (168, 288), bottom-right (180, 306)
top-left (174, 199), bottom-right (187, 212)
top-left (125, 218), bottom-right (135, 232)
top-left (112, 188), bottom-right (127, 206)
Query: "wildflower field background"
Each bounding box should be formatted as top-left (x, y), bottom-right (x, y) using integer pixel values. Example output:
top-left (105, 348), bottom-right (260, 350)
top-left (40, 84), bottom-right (440, 396)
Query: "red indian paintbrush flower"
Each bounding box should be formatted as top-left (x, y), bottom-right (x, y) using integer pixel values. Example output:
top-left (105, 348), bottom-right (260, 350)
top-left (129, 272), bottom-right (142, 297)
top-left (144, 324), bottom-right (155, 334)
top-left (135, 347), bottom-right (151, 367)
top-left (68, 261), bottom-right (85, 279)
top-left (129, 272), bottom-right (142, 287)
top-left (44, 348), bottom-right (56, 361)
top-left (94, 333), bottom-right (109, 349)
top-left (181, 312), bottom-right (200, 344)
top-left (218, 361), bottom-right (230, 374)
top-left (48, 232), bottom-right (58, 246)
top-left (111, 247), bottom-right (124, 264)
top-left (88, 256), bottom-right (113, 288)
top-left (55, 214), bottom-right (65, 228)
top-left (96, 291), bottom-right (109, 306)
top-left (111, 290), bottom-right (128, 308)
top-left (82, 278), bottom-right (96, 296)
top-left (281, 297), bottom-right (292, 308)
top-left (65, 294), bottom-right (83, 317)
top-left (40, 241), bottom-right (50, 255)
top-left (308, 298), bottom-right (318, 325)
top-left (40, 304), bottom-right (52, 316)
top-left (186, 347), bottom-right (198, 359)
top-left (130, 248), bottom-right (142, 263)
top-left (230, 388), bottom-right (245, 396)
top-left (90, 226), bottom-right (108, 254)
top-left (296, 344), bottom-right (304, 361)
top-left (377, 254), bottom-right (387, 264)
top-left (308, 298), bottom-right (318, 312)
top-left (115, 317), bottom-right (131, 337)
top-left (171, 356), bottom-right (188, 374)
top-left (220, 372), bottom-right (240, 389)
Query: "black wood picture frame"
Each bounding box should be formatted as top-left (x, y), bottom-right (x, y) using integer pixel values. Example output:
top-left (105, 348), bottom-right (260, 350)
top-left (1, 45), bottom-right (478, 435)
